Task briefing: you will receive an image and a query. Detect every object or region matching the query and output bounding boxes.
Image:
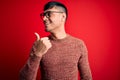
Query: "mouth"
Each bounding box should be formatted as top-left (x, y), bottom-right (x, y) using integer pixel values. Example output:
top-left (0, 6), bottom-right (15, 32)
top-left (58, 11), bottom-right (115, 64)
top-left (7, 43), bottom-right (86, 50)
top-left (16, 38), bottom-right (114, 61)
top-left (44, 21), bottom-right (50, 25)
top-left (45, 23), bottom-right (49, 26)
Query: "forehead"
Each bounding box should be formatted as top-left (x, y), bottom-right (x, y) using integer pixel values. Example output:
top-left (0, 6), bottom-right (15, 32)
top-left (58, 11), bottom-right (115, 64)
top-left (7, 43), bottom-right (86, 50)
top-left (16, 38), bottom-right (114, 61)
top-left (44, 6), bottom-right (62, 12)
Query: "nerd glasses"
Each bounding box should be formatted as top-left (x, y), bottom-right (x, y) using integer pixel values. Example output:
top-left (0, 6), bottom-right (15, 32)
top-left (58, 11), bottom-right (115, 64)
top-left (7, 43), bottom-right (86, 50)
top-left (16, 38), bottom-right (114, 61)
top-left (40, 11), bottom-right (64, 19)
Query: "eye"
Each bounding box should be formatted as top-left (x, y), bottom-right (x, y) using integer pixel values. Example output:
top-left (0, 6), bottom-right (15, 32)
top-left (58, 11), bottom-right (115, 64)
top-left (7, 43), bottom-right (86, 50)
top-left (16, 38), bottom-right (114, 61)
top-left (45, 11), bottom-right (51, 17)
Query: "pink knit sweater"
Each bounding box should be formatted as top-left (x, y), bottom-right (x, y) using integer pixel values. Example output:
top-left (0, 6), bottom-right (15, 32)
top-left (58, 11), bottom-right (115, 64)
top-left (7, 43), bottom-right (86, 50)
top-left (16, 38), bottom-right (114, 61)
top-left (20, 34), bottom-right (92, 80)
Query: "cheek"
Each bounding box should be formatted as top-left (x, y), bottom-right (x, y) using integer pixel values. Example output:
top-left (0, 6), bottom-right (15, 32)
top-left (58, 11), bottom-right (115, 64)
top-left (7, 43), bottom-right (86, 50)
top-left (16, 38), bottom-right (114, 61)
top-left (51, 18), bottom-right (60, 25)
top-left (50, 15), bottom-right (62, 25)
top-left (56, 17), bottom-right (62, 23)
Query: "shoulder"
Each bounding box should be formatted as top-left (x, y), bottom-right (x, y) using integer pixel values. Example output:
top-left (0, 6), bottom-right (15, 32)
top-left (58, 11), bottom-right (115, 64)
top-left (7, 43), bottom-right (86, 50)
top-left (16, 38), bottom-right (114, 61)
top-left (68, 35), bottom-right (85, 45)
top-left (68, 35), bottom-right (87, 49)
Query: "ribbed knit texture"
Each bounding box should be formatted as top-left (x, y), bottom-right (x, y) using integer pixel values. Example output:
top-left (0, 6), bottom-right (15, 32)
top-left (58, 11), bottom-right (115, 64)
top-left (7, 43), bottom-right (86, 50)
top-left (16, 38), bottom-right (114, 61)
top-left (20, 34), bottom-right (92, 80)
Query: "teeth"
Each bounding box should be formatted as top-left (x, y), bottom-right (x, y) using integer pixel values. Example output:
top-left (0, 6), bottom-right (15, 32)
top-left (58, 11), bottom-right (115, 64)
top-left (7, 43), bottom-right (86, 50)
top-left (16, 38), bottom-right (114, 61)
top-left (44, 20), bottom-right (50, 25)
top-left (45, 23), bottom-right (48, 25)
top-left (45, 22), bottom-right (49, 25)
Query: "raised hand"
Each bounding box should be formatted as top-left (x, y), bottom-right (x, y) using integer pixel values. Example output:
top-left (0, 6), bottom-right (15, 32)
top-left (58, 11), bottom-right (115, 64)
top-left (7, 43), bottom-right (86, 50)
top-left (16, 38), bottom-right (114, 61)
top-left (30, 32), bottom-right (52, 57)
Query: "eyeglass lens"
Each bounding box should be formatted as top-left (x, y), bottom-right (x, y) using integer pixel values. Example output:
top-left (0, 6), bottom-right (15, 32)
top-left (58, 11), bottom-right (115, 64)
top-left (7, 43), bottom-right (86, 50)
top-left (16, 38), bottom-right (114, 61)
top-left (40, 11), bottom-right (51, 19)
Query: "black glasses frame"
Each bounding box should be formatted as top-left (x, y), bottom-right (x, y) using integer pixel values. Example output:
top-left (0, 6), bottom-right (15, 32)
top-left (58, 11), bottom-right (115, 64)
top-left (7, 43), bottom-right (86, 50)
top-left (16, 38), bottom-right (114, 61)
top-left (40, 11), bottom-right (64, 19)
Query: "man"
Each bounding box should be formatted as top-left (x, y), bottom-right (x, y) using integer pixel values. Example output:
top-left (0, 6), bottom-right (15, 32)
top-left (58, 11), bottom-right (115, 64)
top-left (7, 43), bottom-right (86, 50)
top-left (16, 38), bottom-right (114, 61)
top-left (20, 1), bottom-right (92, 80)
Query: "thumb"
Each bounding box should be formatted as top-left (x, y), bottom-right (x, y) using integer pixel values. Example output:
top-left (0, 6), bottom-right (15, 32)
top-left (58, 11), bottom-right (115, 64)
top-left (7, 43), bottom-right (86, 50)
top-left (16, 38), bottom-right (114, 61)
top-left (34, 32), bottom-right (40, 41)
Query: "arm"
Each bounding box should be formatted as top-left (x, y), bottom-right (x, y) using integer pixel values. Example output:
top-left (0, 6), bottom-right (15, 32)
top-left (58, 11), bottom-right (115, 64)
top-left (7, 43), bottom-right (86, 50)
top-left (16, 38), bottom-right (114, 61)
top-left (19, 54), bottom-right (41, 80)
top-left (78, 41), bottom-right (92, 80)
top-left (19, 33), bottom-right (52, 80)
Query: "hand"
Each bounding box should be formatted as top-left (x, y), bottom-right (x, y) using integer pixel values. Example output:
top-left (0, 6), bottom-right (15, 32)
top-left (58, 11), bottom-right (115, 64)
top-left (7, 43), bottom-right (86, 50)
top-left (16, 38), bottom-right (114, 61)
top-left (31, 32), bottom-right (52, 57)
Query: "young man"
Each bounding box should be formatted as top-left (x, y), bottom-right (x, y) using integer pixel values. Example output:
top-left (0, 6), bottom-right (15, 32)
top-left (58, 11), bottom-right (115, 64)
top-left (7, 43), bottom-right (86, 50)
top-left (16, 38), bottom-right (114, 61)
top-left (20, 1), bottom-right (92, 80)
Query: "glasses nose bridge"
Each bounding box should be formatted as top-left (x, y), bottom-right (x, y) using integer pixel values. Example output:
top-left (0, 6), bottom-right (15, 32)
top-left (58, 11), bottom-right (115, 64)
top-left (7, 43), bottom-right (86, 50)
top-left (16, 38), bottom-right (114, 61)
top-left (40, 14), bottom-right (47, 20)
top-left (43, 15), bottom-right (48, 21)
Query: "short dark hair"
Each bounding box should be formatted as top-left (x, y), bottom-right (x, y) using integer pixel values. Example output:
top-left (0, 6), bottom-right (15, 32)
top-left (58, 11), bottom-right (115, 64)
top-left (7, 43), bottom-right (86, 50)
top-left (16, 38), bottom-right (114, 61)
top-left (44, 1), bottom-right (68, 19)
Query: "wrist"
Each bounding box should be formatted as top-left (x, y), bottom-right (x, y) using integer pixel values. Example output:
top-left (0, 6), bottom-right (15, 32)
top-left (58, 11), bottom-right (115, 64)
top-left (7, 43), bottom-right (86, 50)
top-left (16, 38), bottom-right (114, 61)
top-left (35, 53), bottom-right (43, 58)
top-left (30, 52), bottom-right (43, 58)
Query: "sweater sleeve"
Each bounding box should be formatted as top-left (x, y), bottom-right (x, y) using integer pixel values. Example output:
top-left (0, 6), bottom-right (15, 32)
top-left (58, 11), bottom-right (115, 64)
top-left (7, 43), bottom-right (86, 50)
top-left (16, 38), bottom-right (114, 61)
top-left (78, 41), bottom-right (92, 80)
top-left (19, 53), bottom-right (42, 80)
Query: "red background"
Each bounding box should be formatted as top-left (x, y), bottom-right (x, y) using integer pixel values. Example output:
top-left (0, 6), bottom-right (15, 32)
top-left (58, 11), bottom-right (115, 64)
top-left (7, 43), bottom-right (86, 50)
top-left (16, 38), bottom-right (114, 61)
top-left (0, 0), bottom-right (120, 80)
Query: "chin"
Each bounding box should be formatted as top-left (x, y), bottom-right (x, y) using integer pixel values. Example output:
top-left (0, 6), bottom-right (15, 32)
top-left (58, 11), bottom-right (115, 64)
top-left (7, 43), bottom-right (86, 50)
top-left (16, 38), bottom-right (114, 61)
top-left (45, 28), bottom-right (49, 32)
top-left (45, 28), bottom-right (51, 32)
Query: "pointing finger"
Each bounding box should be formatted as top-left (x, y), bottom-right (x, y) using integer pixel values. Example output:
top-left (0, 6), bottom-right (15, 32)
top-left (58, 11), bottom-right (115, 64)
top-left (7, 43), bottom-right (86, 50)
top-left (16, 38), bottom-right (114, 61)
top-left (34, 32), bottom-right (40, 41)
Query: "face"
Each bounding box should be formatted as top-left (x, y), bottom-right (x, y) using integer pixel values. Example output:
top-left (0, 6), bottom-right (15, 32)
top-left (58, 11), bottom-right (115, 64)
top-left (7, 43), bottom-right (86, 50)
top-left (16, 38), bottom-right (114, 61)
top-left (40, 7), bottom-right (66, 32)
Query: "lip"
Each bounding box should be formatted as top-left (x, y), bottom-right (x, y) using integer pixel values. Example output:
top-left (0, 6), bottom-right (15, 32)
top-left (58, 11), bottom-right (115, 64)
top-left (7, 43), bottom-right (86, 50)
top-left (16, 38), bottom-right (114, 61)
top-left (44, 21), bottom-right (50, 25)
top-left (44, 23), bottom-right (49, 26)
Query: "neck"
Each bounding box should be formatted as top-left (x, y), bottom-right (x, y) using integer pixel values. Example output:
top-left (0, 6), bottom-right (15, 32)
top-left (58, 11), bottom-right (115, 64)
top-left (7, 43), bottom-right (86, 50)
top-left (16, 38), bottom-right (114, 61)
top-left (50, 29), bottom-right (67, 40)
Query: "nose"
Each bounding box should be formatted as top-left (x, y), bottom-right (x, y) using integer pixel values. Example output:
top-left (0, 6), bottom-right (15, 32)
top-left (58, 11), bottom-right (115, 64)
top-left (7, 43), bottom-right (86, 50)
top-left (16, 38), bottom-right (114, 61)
top-left (43, 16), bottom-right (47, 21)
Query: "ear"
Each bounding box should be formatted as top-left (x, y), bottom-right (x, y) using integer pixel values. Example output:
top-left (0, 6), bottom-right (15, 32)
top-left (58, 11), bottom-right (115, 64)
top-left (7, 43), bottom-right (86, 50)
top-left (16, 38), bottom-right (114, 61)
top-left (61, 13), bottom-right (66, 22)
